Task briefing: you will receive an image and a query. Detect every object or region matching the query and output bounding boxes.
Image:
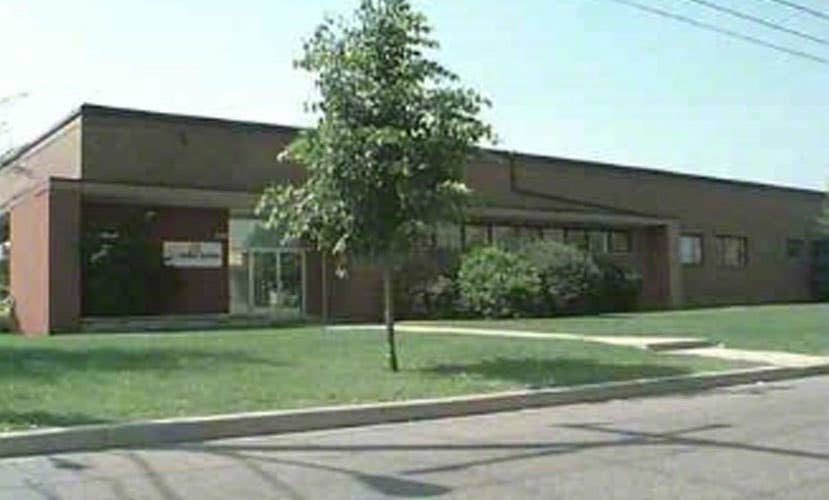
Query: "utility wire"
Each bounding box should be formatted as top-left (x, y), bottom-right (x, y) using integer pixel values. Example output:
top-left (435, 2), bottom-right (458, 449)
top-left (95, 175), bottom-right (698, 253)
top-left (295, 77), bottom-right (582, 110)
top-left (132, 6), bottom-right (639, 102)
top-left (765, 0), bottom-right (829, 22)
top-left (605, 0), bottom-right (829, 66)
top-left (688, 0), bottom-right (829, 46)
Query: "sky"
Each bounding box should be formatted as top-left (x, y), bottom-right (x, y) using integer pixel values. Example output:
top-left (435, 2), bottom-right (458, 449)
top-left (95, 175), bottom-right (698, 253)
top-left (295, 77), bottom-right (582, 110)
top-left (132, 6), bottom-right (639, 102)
top-left (0, 0), bottom-right (827, 191)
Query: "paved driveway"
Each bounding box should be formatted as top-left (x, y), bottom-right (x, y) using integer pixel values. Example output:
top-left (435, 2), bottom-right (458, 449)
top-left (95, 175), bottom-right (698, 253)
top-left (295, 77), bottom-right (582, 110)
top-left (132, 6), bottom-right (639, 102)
top-left (2, 375), bottom-right (829, 499)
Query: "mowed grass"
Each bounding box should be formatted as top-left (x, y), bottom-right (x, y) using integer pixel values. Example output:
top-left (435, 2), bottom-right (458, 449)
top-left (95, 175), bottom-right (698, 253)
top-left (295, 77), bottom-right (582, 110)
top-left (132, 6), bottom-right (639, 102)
top-left (0, 327), bottom-right (736, 431)
top-left (420, 303), bottom-right (829, 354)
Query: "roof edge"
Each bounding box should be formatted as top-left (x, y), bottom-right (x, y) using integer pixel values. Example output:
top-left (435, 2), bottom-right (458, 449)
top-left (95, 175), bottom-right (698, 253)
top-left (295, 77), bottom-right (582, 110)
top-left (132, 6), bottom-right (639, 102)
top-left (2, 103), bottom-right (825, 198)
top-left (0, 107), bottom-right (83, 170)
top-left (482, 148), bottom-right (825, 198)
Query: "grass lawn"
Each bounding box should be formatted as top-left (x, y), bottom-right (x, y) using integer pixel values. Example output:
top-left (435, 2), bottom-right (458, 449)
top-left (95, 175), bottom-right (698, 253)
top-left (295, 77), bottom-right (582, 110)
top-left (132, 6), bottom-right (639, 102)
top-left (0, 326), bottom-right (737, 432)
top-left (417, 303), bottom-right (829, 354)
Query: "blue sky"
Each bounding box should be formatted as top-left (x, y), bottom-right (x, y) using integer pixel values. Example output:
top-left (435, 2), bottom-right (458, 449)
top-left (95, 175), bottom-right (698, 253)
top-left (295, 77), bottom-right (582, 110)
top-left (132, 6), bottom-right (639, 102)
top-left (0, 0), bottom-right (826, 190)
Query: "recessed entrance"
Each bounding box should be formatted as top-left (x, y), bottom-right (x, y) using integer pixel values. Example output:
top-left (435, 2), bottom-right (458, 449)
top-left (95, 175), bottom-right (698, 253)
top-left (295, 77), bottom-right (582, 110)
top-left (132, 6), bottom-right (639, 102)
top-left (229, 218), bottom-right (307, 317)
top-left (249, 249), bottom-right (305, 315)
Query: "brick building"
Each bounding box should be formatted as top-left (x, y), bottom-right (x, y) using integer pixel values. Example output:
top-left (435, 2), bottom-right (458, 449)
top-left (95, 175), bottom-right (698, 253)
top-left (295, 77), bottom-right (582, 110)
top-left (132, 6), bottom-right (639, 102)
top-left (0, 105), bottom-right (823, 334)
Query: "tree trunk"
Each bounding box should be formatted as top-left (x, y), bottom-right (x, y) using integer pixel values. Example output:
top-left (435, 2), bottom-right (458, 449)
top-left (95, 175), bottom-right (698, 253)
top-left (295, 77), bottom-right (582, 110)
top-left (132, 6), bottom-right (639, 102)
top-left (382, 263), bottom-right (399, 372)
top-left (321, 253), bottom-right (329, 325)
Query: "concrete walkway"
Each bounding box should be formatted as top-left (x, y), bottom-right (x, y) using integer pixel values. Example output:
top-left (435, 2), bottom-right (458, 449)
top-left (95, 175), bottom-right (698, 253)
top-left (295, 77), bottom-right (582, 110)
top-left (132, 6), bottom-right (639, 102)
top-left (671, 346), bottom-right (829, 368)
top-left (331, 324), bottom-right (829, 368)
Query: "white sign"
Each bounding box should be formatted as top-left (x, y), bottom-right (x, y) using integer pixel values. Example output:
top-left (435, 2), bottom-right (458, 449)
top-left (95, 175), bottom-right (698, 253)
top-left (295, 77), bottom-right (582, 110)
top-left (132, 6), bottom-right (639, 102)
top-left (163, 241), bottom-right (223, 268)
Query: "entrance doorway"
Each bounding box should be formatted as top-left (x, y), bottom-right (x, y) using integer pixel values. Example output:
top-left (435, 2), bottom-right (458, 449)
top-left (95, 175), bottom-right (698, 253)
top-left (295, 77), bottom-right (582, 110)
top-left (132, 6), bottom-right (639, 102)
top-left (228, 218), bottom-right (307, 317)
top-left (229, 247), bottom-right (306, 317)
top-left (250, 249), bottom-right (305, 315)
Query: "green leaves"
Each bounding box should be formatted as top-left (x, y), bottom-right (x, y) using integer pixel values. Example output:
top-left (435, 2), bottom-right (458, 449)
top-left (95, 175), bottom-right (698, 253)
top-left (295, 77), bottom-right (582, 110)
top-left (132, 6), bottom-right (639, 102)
top-left (259, 0), bottom-right (494, 267)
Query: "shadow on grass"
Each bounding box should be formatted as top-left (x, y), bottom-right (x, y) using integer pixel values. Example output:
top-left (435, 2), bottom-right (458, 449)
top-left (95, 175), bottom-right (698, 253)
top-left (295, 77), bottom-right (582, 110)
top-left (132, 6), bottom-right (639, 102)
top-left (0, 411), bottom-right (110, 430)
top-left (0, 347), bottom-right (280, 382)
top-left (420, 357), bottom-right (694, 388)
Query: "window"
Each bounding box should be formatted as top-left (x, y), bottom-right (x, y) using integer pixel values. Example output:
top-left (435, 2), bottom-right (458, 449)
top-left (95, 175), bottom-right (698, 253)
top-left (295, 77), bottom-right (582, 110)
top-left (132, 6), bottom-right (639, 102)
top-left (541, 227), bottom-right (564, 242)
top-left (680, 235), bottom-right (703, 266)
top-left (463, 224), bottom-right (490, 248)
top-left (786, 238), bottom-right (804, 259)
top-left (609, 230), bottom-right (632, 253)
top-left (716, 236), bottom-right (748, 268)
top-left (589, 230), bottom-right (609, 253)
top-left (491, 225), bottom-right (517, 248)
top-left (434, 223), bottom-right (462, 250)
top-left (564, 228), bottom-right (589, 251)
top-left (491, 225), bottom-right (539, 249)
top-left (517, 226), bottom-right (543, 241)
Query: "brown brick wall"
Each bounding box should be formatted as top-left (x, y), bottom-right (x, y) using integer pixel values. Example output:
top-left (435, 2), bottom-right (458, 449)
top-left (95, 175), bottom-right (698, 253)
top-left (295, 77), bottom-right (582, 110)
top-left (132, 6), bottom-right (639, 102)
top-left (3, 107), bottom-right (824, 328)
top-left (49, 186), bottom-right (81, 331)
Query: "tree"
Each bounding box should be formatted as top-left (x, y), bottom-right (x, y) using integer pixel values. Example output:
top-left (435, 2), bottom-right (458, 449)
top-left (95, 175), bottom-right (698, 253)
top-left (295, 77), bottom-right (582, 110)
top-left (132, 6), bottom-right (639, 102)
top-left (0, 93), bottom-right (27, 298)
top-left (258, 0), bottom-right (493, 371)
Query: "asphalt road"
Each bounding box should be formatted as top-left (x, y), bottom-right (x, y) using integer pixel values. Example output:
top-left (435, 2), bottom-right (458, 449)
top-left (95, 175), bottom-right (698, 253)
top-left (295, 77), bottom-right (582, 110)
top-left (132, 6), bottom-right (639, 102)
top-left (2, 375), bottom-right (829, 499)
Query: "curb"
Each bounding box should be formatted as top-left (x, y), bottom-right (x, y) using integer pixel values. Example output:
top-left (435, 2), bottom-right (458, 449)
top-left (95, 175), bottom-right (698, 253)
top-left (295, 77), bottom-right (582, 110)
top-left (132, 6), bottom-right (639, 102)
top-left (2, 364), bottom-right (828, 459)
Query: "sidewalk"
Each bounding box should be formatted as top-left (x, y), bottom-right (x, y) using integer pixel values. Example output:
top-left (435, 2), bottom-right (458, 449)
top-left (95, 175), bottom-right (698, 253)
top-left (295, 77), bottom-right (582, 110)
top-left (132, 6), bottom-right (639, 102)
top-left (331, 324), bottom-right (829, 368)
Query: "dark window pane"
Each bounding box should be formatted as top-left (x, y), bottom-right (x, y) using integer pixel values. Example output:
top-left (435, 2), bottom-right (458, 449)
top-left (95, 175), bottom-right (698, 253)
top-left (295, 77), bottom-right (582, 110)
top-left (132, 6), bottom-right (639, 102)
top-left (564, 229), bottom-right (589, 251)
top-left (609, 230), bottom-right (632, 253)
top-left (716, 236), bottom-right (747, 268)
top-left (786, 238), bottom-right (804, 259)
top-left (464, 224), bottom-right (490, 248)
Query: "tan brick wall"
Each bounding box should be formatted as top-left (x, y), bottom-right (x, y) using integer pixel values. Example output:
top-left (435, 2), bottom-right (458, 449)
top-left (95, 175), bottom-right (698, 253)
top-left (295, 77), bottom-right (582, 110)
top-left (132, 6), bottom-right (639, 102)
top-left (9, 186), bottom-right (50, 335)
top-left (0, 118), bottom-right (82, 210)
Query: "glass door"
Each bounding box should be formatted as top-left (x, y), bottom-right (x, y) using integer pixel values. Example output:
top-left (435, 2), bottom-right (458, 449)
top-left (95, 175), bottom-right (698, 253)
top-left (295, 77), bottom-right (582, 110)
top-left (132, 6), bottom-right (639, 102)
top-left (248, 249), bottom-right (304, 317)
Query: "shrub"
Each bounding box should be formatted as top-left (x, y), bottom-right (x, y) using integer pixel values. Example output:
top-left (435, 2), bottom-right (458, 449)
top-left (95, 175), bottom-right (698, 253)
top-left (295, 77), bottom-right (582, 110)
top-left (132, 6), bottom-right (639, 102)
top-left (589, 256), bottom-right (643, 313)
top-left (518, 239), bottom-right (601, 314)
top-left (395, 252), bottom-right (461, 319)
top-left (458, 246), bottom-right (542, 318)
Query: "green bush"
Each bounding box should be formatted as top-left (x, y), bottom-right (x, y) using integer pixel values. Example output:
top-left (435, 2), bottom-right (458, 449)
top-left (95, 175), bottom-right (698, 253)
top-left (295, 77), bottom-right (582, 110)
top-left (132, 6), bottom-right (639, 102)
top-left (457, 246), bottom-right (542, 318)
top-left (518, 239), bottom-right (601, 314)
top-left (396, 251), bottom-right (462, 319)
top-left (589, 256), bottom-right (643, 313)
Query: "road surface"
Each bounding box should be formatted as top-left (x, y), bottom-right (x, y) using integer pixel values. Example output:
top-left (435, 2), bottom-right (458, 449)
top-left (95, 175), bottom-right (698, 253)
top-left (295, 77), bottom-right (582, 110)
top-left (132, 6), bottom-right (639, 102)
top-left (2, 375), bottom-right (829, 499)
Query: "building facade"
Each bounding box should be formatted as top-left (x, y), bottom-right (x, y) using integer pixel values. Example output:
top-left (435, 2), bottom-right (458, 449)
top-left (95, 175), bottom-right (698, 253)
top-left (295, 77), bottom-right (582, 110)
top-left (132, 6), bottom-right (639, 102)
top-left (0, 104), bottom-right (823, 335)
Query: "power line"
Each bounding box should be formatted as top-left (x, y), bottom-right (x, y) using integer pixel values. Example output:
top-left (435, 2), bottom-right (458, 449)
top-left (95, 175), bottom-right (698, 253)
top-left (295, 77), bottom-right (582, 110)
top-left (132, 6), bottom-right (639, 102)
top-left (604, 0), bottom-right (829, 66)
top-left (765, 0), bottom-right (829, 22)
top-left (688, 0), bottom-right (829, 46)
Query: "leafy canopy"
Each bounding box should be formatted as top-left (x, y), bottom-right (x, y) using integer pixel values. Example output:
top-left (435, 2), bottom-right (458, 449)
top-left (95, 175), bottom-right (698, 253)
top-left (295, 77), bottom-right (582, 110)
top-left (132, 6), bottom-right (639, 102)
top-left (258, 0), bottom-right (494, 264)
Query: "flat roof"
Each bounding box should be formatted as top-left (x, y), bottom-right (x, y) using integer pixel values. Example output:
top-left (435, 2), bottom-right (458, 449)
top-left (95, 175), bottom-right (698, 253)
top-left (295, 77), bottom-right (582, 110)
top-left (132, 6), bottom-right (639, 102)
top-left (1, 103), bottom-right (824, 197)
